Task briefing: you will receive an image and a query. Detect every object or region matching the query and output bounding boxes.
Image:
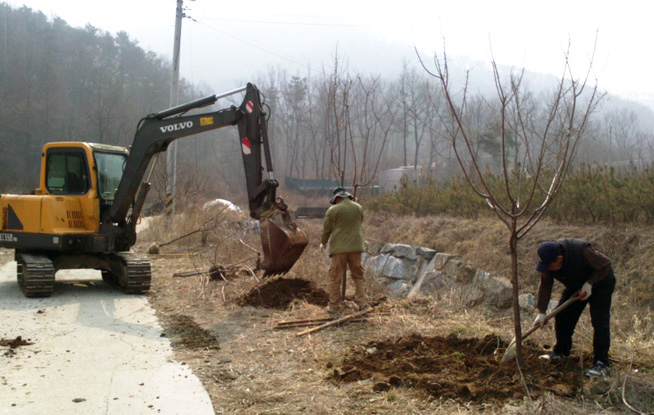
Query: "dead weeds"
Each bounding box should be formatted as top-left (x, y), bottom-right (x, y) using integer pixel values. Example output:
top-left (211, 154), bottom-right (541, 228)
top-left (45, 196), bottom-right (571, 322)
top-left (140, 209), bottom-right (654, 414)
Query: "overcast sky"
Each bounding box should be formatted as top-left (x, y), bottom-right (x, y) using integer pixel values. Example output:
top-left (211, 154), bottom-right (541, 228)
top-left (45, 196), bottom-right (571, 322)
top-left (8, 0), bottom-right (654, 104)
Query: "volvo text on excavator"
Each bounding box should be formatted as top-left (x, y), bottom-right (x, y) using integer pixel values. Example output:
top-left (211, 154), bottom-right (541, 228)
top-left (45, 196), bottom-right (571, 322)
top-left (0, 83), bottom-right (308, 297)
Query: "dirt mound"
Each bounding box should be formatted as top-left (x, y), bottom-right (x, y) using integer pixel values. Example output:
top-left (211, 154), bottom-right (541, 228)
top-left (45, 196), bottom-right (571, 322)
top-left (238, 278), bottom-right (329, 309)
top-left (330, 333), bottom-right (585, 404)
top-left (162, 314), bottom-right (220, 350)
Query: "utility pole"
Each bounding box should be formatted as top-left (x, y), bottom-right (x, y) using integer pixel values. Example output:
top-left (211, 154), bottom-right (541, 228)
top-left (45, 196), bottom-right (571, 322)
top-left (166, 0), bottom-right (184, 219)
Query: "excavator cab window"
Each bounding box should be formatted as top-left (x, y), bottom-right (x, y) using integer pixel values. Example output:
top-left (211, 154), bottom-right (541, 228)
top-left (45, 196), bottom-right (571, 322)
top-left (94, 150), bottom-right (126, 219)
top-left (94, 151), bottom-right (126, 202)
top-left (45, 149), bottom-right (89, 195)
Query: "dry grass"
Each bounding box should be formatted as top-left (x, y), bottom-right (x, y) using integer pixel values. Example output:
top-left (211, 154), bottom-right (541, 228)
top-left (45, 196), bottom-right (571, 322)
top-left (138, 204), bottom-right (654, 414)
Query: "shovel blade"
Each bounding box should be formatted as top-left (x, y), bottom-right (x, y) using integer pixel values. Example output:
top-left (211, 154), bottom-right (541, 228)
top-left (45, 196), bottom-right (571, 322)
top-left (259, 210), bottom-right (308, 276)
top-left (502, 339), bottom-right (517, 362)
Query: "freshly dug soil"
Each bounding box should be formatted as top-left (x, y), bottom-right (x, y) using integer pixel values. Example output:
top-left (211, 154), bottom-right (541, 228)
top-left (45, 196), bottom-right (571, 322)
top-left (330, 333), bottom-right (586, 404)
top-left (237, 277), bottom-right (329, 309)
top-left (161, 314), bottom-right (220, 350)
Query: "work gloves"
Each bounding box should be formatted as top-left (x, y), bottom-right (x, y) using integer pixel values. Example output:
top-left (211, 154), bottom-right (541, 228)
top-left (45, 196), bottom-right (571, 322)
top-left (578, 282), bottom-right (592, 300)
top-left (533, 313), bottom-right (547, 328)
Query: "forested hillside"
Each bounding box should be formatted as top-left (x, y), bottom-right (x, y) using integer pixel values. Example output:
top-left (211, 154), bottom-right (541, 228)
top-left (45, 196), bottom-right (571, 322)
top-left (0, 4), bottom-right (199, 193)
top-left (2, 3), bottom-right (654, 206)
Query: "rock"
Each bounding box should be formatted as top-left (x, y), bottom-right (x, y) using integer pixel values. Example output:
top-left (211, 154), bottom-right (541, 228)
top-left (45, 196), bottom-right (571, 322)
top-left (416, 247), bottom-right (437, 260)
top-left (519, 293), bottom-right (536, 312)
top-left (365, 254), bottom-right (391, 277)
top-left (147, 243), bottom-right (159, 254)
top-left (459, 286), bottom-right (485, 307)
top-left (366, 242), bottom-right (524, 313)
top-left (203, 198), bottom-right (241, 212)
top-left (391, 244), bottom-right (418, 261)
top-left (443, 259), bottom-right (477, 284)
top-left (385, 279), bottom-right (411, 297)
top-left (408, 271), bottom-right (449, 298)
top-left (471, 270), bottom-right (513, 310)
top-left (379, 243), bottom-right (395, 255)
top-left (431, 253), bottom-right (459, 270)
top-left (382, 256), bottom-right (413, 280)
top-left (365, 240), bottom-right (385, 255)
top-left (422, 271), bottom-right (448, 291)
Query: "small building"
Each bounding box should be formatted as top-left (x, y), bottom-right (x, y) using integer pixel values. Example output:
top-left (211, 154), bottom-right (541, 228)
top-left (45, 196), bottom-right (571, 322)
top-left (379, 166), bottom-right (422, 191)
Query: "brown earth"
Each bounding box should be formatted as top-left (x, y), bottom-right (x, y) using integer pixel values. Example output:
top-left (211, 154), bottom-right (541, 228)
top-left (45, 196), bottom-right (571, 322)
top-left (137, 211), bottom-right (654, 414)
top-left (330, 334), bottom-right (585, 404)
top-left (236, 277), bottom-right (329, 309)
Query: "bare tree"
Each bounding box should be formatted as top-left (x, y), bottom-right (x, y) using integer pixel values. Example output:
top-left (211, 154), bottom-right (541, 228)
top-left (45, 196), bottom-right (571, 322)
top-left (353, 76), bottom-right (398, 195)
top-left (603, 107), bottom-right (645, 165)
top-left (418, 44), bottom-right (601, 366)
top-left (323, 56), bottom-right (397, 196)
top-left (324, 55), bottom-right (353, 188)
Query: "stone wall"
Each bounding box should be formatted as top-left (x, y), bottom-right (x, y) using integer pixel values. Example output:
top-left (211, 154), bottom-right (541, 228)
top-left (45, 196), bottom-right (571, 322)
top-left (363, 243), bottom-right (535, 314)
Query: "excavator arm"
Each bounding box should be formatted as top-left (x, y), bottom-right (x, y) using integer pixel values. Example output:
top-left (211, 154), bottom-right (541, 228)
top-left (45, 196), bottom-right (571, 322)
top-left (103, 83), bottom-right (307, 275)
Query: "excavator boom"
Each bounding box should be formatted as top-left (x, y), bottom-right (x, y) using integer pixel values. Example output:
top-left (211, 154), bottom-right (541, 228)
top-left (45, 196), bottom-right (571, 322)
top-left (105, 83), bottom-right (307, 275)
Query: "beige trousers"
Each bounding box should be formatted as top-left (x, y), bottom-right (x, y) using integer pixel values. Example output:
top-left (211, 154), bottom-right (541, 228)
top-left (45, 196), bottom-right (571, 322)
top-left (328, 252), bottom-right (368, 311)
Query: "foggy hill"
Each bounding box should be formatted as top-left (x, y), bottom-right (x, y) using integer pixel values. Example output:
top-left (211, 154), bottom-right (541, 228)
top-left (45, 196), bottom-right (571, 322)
top-left (1, 3), bottom-right (653, 200)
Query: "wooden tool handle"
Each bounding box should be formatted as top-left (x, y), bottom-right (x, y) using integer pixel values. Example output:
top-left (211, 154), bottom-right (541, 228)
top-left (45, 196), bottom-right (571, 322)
top-left (296, 307), bottom-right (373, 337)
top-left (521, 294), bottom-right (580, 341)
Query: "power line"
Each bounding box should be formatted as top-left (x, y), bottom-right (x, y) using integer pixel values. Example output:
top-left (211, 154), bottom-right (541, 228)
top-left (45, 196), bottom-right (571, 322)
top-left (202, 16), bottom-right (359, 27)
top-left (195, 20), bottom-right (318, 73)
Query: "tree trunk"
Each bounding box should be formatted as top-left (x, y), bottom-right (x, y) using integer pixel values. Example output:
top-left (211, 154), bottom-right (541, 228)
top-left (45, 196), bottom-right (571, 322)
top-left (509, 230), bottom-right (524, 366)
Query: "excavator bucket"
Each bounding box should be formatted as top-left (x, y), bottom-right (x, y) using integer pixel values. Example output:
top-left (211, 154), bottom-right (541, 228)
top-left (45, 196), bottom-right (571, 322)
top-left (259, 208), bottom-right (308, 277)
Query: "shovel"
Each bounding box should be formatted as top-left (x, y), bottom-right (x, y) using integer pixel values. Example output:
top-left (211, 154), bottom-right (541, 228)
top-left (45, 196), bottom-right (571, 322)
top-left (502, 294), bottom-right (580, 362)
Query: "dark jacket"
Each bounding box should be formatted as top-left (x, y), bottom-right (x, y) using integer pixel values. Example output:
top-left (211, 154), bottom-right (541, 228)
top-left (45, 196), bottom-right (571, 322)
top-left (536, 238), bottom-right (613, 312)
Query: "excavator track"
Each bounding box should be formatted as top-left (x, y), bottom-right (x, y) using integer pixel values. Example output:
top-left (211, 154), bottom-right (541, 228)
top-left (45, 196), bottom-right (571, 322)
top-left (104, 252), bottom-right (151, 294)
top-left (16, 253), bottom-right (55, 298)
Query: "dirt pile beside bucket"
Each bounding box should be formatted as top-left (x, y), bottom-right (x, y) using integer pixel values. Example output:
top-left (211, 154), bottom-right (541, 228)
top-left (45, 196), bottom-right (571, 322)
top-left (237, 278), bottom-right (329, 309)
top-left (330, 333), bottom-right (586, 404)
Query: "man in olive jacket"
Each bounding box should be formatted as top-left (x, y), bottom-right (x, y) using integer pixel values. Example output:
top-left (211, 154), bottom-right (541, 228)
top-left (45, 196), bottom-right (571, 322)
top-left (534, 238), bottom-right (616, 377)
top-left (320, 187), bottom-right (369, 314)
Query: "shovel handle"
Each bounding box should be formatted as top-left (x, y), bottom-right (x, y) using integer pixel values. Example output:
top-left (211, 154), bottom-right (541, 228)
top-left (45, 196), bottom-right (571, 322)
top-left (520, 294), bottom-right (580, 341)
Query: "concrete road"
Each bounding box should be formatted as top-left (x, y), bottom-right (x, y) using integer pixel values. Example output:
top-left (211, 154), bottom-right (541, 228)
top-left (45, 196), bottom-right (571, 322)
top-left (0, 259), bottom-right (215, 415)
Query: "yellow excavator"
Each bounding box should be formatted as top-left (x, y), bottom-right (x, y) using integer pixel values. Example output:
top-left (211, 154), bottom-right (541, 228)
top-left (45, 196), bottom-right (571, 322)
top-left (0, 83), bottom-right (308, 297)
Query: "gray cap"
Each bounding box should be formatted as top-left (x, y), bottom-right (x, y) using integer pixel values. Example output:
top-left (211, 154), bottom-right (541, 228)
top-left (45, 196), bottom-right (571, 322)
top-left (329, 186), bottom-right (353, 204)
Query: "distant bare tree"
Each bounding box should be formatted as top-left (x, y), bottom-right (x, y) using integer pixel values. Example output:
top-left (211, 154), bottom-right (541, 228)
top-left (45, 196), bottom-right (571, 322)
top-left (400, 66), bottom-right (430, 171)
top-left (323, 56), bottom-right (396, 196)
top-left (354, 76), bottom-right (398, 194)
top-left (603, 107), bottom-right (644, 165)
top-left (324, 55), bottom-right (354, 188)
top-left (419, 44), bottom-right (602, 366)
